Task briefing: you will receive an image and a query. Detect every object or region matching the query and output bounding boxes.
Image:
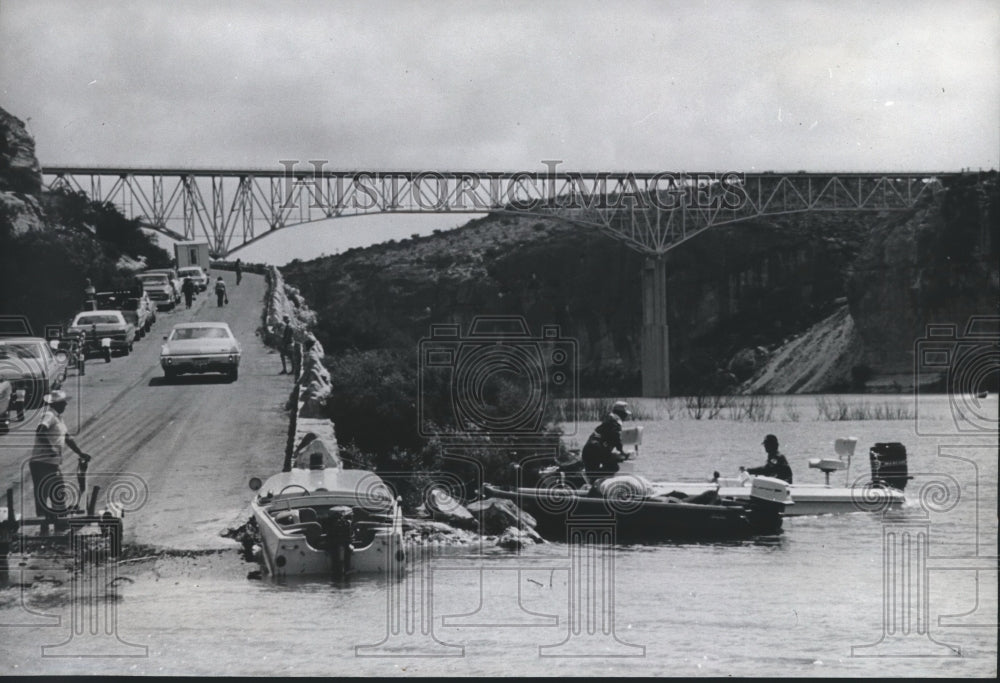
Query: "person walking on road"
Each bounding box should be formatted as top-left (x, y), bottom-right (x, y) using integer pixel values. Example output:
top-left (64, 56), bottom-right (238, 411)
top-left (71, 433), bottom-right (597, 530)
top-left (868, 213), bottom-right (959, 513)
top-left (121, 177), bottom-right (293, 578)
top-left (214, 276), bottom-right (228, 307)
top-left (181, 276), bottom-right (196, 309)
top-left (279, 315), bottom-right (294, 374)
top-left (235, 259), bottom-right (243, 286)
top-left (30, 390), bottom-right (92, 536)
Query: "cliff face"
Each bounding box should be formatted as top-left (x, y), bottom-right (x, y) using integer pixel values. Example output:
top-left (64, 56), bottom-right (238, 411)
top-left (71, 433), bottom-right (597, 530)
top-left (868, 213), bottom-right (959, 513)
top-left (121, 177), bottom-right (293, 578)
top-left (846, 174), bottom-right (999, 382)
top-left (0, 109), bottom-right (45, 236)
top-left (0, 108), bottom-right (41, 195)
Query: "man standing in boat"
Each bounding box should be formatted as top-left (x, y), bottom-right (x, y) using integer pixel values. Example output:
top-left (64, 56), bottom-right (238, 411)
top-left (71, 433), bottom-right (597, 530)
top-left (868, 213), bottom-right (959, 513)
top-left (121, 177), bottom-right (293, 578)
top-left (744, 434), bottom-right (793, 483)
top-left (581, 400), bottom-right (632, 480)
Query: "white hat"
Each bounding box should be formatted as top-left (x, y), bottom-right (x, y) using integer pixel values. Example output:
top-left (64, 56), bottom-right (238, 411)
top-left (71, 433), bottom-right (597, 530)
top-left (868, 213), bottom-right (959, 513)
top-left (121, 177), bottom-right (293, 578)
top-left (43, 390), bottom-right (70, 404)
top-left (612, 400), bottom-right (632, 417)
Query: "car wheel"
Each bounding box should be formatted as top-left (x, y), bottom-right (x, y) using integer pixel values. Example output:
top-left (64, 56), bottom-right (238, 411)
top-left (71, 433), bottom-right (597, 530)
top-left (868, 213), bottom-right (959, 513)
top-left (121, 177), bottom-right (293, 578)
top-left (229, 368), bottom-right (239, 382)
top-left (164, 368), bottom-right (176, 381)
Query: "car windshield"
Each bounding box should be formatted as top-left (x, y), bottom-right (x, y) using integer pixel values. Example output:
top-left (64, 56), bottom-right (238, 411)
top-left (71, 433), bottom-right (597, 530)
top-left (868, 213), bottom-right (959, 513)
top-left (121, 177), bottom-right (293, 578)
top-left (179, 269), bottom-right (203, 277)
top-left (0, 342), bottom-right (43, 359)
top-left (138, 275), bottom-right (168, 284)
top-left (170, 327), bottom-right (231, 341)
top-left (75, 315), bottom-right (121, 325)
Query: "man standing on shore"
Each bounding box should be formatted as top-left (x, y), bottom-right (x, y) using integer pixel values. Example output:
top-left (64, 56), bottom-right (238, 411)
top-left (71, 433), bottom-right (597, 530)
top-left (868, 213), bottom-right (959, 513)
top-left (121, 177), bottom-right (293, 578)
top-left (279, 316), bottom-right (294, 374)
top-left (30, 390), bottom-right (92, 535)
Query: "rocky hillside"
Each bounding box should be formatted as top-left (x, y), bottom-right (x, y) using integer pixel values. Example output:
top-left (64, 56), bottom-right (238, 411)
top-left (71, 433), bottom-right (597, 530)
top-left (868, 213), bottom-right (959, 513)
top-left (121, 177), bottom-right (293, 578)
top-left (0, 106), bottom-right (172, 334)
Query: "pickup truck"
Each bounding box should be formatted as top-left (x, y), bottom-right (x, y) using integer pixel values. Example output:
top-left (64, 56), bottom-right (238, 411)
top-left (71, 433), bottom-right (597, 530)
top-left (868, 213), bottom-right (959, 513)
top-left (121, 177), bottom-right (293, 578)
top-left (67, 310), bottom-right (136, 356)
top-left (136, 272), bottom-right (178, 310)
top-left (95, 289), bottom-right (156, 338)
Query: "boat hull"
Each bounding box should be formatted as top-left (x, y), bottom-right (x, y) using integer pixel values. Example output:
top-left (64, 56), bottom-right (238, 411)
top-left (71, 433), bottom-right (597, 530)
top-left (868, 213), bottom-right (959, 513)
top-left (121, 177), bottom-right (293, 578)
top-left (652, 481), bottom-right (905, 516)
top-left (253, 504), bottom-right (404, 578)
top-left (482, 484), bottom-right (782, 543)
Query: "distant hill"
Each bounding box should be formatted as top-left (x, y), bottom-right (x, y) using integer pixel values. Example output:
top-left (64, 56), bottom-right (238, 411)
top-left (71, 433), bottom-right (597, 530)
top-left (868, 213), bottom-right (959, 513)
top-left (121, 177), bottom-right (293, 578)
top-left (282, 172), bottom-right (998, 396)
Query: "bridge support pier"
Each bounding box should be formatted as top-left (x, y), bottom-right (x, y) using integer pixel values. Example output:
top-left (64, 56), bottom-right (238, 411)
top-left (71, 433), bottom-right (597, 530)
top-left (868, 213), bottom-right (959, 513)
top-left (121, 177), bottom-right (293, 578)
top-left (641, 257), bottom-right (670, 397)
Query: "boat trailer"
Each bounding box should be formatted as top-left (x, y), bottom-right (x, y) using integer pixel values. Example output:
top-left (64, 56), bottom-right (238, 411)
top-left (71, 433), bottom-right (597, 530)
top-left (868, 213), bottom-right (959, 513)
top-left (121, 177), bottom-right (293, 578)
top-left (0, 487), bottom-right (124, 571)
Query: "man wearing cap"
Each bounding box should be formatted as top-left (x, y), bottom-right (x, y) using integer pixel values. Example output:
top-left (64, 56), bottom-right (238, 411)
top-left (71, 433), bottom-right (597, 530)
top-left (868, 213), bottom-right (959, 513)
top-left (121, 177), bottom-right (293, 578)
top-left (745, 434), bottom-right (793, 484)
top-left (29, 390), bottom-right (92, 535)
top-left (279, 315), bottom-right (294, 374)
top-left (581, 401), bottom-right (632, 481)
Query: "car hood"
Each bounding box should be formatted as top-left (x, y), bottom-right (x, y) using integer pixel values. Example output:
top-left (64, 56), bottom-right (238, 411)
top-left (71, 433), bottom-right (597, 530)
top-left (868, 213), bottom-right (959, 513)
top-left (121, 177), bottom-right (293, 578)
top-left (162, 339), bottom-right (240, 355)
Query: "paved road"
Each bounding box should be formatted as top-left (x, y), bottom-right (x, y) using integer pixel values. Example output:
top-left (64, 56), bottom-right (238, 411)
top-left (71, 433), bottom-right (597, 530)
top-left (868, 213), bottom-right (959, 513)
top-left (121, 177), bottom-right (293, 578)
top-left (0, 271), bottom-right (292, 550)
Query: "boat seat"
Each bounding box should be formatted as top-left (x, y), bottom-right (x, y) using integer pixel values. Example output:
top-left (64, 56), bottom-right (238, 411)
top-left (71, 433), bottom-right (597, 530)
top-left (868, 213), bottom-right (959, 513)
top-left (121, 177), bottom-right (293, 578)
top-left (281, 521), bottom-right (323, 537)
top-left (298, 507), bottom-right (318, 523)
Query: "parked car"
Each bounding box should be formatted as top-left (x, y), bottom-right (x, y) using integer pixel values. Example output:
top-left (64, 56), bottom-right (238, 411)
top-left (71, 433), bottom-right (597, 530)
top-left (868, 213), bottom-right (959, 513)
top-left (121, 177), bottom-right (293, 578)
top-left (95, 289), bottom-right (155, 338)
top-left (0, 337), bottom-right (66, 412)
top-left (124, 293), bottom-right (156, 336)
top-left (144, 269), bottom-right (182, 304)
top-left (67, 310), bottom-right (136, 356)
top-left (177, 266), bottom-right (209, 292)
top-left (136, 272), bottom-right (178, 310)
top-left (160, 322), bottom-right (241, 381)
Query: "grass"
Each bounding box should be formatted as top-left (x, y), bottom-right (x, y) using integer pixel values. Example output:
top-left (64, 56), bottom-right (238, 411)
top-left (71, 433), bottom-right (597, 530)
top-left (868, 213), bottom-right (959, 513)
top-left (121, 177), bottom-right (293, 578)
top-left (556, 395), bottom-right (915, 422)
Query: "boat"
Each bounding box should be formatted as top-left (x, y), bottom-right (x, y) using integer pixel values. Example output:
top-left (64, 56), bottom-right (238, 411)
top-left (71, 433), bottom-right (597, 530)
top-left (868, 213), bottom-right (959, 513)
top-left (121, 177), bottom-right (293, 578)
top-left (246, 437), bottom-right (405, 579)
top-left (481, 473), bottom-right (791, 543)
top-left (648, 437), bottom-right (909, 516)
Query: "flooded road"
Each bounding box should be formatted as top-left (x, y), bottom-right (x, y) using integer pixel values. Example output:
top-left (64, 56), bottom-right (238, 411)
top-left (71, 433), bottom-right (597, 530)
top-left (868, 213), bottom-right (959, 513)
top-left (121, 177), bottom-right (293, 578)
top-left (0, 282), bottom-right (996, 677)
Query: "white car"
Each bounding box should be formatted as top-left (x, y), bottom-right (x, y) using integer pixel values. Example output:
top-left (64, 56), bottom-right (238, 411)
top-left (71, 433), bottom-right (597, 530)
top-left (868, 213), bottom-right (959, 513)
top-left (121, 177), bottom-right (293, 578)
top-left (177, 266), bottom-right (209, 292)
top-left (160, 322), bottom-right (241, 381)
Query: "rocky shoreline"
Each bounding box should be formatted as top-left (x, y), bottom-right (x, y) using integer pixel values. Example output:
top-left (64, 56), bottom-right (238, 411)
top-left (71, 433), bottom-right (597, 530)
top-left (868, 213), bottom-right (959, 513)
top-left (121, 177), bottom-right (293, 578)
top-left (221, 264), bottom-right (545, 555)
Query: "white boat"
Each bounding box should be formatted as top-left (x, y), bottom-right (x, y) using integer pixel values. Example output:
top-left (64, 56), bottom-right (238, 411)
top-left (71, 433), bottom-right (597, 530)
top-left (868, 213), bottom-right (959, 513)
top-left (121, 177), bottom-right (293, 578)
top-left (247, 438), bottom-right (405, 579)
top-left (636, 436), bottom-right (908, 516)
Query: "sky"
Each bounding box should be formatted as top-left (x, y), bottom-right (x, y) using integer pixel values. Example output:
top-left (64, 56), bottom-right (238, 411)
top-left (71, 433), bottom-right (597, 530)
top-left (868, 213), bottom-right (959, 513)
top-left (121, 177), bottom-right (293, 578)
top-left (1, 0), bottom-right (998, 262)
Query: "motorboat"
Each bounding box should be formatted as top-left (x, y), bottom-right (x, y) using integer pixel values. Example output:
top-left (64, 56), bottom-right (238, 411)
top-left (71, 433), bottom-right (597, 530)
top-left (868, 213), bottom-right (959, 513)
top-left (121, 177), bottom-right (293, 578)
top-left (609, 433), bottom-right (908, 517)
top-left (246, 437), bottom-right (405, 579)
top-left (483, 443), bottom-right (791, 542)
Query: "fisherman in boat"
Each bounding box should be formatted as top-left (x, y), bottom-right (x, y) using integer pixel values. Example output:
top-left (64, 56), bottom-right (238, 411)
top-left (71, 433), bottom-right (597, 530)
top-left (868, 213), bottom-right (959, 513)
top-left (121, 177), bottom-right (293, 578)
top-left (581, 400), bottom-right (632, 481)
top-left (744, 434), bottom-right (793, 484)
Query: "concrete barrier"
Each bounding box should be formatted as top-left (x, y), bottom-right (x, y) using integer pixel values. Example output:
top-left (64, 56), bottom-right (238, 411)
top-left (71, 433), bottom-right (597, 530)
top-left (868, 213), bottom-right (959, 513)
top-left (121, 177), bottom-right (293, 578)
top-left (258, 265), bottom-right (336, 469)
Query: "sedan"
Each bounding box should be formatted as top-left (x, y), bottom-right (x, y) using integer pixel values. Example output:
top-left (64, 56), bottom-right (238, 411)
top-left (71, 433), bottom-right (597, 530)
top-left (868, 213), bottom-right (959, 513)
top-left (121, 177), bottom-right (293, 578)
top-left (160, 322), bottom-right (241, 381)
top-left (177, 266), bottom-right (209, 292)
top-left (0, 337), bottom-right (66, 411)
top-left (68, 310), bottom-right (136, 356)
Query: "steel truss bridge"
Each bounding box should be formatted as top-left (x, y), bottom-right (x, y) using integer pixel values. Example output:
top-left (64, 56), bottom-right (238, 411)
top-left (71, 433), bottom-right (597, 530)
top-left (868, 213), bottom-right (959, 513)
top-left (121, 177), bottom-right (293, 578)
top-left (40, 165), bottom-right (962, 397)
top-left (41, 166), bottom-right (958, 258)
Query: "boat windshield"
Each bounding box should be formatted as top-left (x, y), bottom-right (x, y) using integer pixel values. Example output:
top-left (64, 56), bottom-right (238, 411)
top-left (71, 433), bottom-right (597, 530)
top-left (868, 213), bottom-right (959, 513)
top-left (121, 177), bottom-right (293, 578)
top-left (0, 342), bottom-right (44, 359)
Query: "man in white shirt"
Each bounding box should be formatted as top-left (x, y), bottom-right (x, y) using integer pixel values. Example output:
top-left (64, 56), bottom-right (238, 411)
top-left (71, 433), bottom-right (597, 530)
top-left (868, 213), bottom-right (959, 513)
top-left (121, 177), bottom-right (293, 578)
top-left (29, 390), bottom-right (92, 535)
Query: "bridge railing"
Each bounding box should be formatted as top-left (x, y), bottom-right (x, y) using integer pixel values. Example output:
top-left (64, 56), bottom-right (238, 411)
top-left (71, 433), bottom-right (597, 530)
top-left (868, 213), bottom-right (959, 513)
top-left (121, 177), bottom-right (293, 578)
top-left (41, 166), bottom-right (965, 257)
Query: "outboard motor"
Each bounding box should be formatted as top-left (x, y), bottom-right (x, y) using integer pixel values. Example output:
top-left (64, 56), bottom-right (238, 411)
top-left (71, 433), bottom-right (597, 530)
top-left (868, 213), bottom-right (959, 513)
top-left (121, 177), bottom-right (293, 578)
top-left (747, 476), bottom-right (792, 533)
top-left (869, 442), bottom-right (911, 491)
top-left (322, 506), bottom-right (354, 580)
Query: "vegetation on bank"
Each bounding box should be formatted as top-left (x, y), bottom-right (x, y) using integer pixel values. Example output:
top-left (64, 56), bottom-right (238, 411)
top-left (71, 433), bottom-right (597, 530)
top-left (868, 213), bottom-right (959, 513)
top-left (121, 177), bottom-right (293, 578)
top-left (556, 395), bottom-right (915, 423)
top-left (323, 347), bottom-right (568, 509)
top-left (0, 188), bottom-right (172, 333)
